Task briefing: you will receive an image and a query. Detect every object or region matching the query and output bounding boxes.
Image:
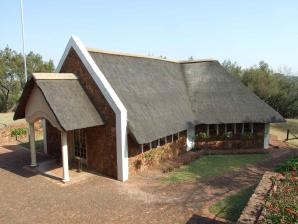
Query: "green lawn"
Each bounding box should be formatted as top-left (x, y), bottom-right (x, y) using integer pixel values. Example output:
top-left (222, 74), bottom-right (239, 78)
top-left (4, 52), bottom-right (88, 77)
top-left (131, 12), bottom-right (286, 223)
top-left (270, 119), bottom-right (298, 147)
top-left (162, 154), bottom-right (270, 183)
top-left (20, 139), bottom-right (44, 152)
top-left (19, 131), bottom-right (44, 152)
top-left (209, 186), bottom-right (255, 222)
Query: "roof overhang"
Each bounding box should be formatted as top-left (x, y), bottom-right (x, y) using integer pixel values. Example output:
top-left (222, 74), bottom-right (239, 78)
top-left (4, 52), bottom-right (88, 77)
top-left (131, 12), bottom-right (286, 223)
top-left (14, 73), bottom-right (104, 131)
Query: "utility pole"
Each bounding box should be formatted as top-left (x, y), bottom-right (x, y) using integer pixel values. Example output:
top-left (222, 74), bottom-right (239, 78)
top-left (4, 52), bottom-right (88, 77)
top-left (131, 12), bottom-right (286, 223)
top-left (20, 0), bottom-right (27, 83)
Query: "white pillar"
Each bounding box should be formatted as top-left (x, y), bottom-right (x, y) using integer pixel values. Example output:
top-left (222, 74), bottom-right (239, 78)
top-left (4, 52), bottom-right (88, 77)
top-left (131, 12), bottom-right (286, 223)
top-left (251, 123), bottom-right (254, 133)
top-left (263, 123), bottom-right (270, 149)
top-left (187, 126), bottom-right (195, 151)
top-left (140, 144), bottom-right (144, 153)
top-left (61, 131), bottom-right (70, 182)
top-left (29, 122), bottom-right (37, 167)
top-left (216, 124), bottom-right (219, 135)
top-left (165, 136), bottom-right (167, 143)
top-left (157, 139), bottom-right (160, 147)
top-left (42, 119), bottom-right (47, 154)
top-left (224, 124), bottom-right (227, 133)
top-left (149, 142), bottom-right (152, 149)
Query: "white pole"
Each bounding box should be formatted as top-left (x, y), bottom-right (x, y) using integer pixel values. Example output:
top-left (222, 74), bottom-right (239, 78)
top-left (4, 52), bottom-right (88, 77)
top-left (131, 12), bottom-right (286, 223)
top-left (42, 120), bottom-right (47, 154)
top-left (141, 144), bottom-right (144, 153)
top-left (20, 0), bottom-right (27, 83)
top-left (61, 131), bottom-right (70, 182)
top-left (29, 122), bottom-right (37, 167)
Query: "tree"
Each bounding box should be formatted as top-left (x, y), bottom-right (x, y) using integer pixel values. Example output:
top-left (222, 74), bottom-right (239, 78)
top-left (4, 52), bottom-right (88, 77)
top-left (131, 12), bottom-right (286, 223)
top-left (222, 60), bottom-right (298, 118)
top-left (222, 59), bottom-right (243, 79)
top-left (0, 46), bottom-right (54, 112)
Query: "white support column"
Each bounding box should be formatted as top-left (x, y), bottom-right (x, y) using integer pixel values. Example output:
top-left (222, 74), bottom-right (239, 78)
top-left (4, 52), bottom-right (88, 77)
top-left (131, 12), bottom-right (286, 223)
top-left (149, 142), bottom-right (152, 149)
top-left (216, 124), bottom-right (219, 136)
top-left (224, 124), bottom-right (227, 133)
top-left (165, 136), bottom-right (167, 143)
top-left (29, 122), bottom-right (37, 167)
top-left (233, 123), bottom-right (237, 134)
top-left (171, 134), bottom-right (174, 142)
top-left (61, 131), bottom-right (70, 182)
top-left (263, 123), bottom-right (270, 149)
top-left (177, 132), bottom-right (180, 139)
top-left (140, 144), bottom-right (144, 153)
top-left (157, 139), bottom-right (160, 147)
top-left (42, 119), bottom-right (47, 154)
top-left (206, 125), bottom-right (210, 136)
top-left (242, 123), bottom-right (244, 134)
top-left (186, 126), bottom-right (195, 151)
top-left (251, 123), bottom-right (254, 133)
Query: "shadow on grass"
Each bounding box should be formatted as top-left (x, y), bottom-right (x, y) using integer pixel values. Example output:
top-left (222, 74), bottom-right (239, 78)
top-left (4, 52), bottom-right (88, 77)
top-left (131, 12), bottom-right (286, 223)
top-left (186, 214), bottom-right (226, 224)
top-left (19, 139), bottom-right (44, 153)
top-left (162, 154), bottom-right (271, 183)
top-left (209, 186), bottom-right (256, 222)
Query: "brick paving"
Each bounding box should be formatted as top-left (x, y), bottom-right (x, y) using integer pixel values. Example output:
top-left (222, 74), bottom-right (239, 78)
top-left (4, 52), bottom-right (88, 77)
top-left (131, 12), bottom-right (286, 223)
top-left (0, 141), bottom-right (297, 224)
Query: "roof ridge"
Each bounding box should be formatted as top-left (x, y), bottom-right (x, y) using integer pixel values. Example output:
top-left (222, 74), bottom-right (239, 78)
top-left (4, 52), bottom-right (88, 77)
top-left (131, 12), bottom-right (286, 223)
top-left (32, 73), bottom-right (78, 80)
top-left (87, 47), bottom-right (216, 64)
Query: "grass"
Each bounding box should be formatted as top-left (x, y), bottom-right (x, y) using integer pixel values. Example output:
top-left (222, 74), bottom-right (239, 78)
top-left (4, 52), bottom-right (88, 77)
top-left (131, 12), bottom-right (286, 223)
top-left (209, 186), bottom-right (255, 222)
top-left (270, 119), bottom-right (298, 147)
top-left (162, 154), bottom-right (270, 183)
top-left (19, 132), bottom-right (44, 152)
top-left (0, 112), bottom-right (25, 128)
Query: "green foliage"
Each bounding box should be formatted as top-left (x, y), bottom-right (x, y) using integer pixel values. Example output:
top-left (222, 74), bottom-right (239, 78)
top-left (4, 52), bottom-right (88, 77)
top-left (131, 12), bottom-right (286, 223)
top-left (11, 127), bottom-right (27, 140)
top-left (241, 132), bottom-right (254, 140)
top-left (223, 131), bottom-right (233, 140)
top-left (162, 154), bottom-right (270, 183)
top-left (196, 132), bottom-right (209, 141)
top-left (222, 60), bottom-right (298, 118)
top-left (276, 156), bottom-right (298, 174)
top-left (209, 186), bottom-right (255, 222)
top-left (261, 173), bottom-right (298, 224)
top-left (0, 46), bottom-right (54, 112)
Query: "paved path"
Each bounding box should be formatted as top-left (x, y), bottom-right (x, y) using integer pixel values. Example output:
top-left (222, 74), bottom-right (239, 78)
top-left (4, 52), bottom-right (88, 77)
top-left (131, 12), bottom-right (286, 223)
top-left (0, 142), bottom-right (296, 224)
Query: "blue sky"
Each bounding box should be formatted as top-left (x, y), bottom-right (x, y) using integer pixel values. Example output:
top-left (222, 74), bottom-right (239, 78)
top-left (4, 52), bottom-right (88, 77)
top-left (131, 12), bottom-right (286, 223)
top-left (1, 0), bottom-right (298, 74)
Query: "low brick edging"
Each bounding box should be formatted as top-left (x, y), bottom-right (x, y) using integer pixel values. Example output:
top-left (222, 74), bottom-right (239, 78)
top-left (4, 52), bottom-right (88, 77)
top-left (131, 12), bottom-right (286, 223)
top-left (237, 171), bottom-right (280, 224)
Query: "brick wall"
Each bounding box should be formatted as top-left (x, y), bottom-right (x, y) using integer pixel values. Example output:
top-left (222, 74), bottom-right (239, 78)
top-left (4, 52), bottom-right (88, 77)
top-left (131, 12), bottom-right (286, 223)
top-left (46, 121), bottom-right (61, 160)
top-left (57, 48), bottom-right (118, 179)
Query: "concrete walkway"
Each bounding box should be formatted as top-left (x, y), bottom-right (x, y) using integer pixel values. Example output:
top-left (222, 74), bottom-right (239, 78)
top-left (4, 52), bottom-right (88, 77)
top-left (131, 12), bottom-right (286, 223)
top-left (0, 142), bottom-right (296, 224)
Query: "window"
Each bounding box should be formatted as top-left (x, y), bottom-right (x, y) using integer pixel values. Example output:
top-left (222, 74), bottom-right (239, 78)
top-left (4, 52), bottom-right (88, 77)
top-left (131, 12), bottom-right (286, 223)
top-left (244, 123), bottom-right (250, 133)
top-left (209, 124), bottom-right (217, 136)
top-left (74, 129), bottom-right (87, 160)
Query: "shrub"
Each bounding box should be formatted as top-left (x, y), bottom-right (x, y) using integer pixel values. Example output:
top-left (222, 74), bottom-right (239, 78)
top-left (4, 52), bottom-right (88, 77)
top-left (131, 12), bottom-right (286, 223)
top-left (11, 127), bottom-right (27, 140)
top-left (262, 172), bottom-right (298, 223)
top-left (196, 132), bottom-right (209, 141)
top-left (223, 131), bottom-right (233, 140)
top-left (241, 132), bottom-right (253, 140)
top-left (276, 156), bottom-right (298, 174)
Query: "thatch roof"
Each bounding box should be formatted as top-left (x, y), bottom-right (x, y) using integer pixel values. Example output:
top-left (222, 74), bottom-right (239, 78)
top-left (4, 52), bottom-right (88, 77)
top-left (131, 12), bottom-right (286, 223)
top-left (14, 73), bottom-right (104, 131)
top-left (89, 50), bottom-right (284, 143)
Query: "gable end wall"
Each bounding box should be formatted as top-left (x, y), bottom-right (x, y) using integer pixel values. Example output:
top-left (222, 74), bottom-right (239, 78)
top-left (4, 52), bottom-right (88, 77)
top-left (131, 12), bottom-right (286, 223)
top-left (59, 47), bottom-right (118, 178)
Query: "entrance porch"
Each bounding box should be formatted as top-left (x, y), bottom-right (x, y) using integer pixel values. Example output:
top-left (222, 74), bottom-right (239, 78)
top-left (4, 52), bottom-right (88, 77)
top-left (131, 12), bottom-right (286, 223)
top-left (13, 73), bottom-right (104, 183)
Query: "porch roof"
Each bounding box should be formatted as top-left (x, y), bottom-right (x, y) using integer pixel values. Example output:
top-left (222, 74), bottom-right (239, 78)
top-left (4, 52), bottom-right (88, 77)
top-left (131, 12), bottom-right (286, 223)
top-left (14, 73), bottom-right (104, 131)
